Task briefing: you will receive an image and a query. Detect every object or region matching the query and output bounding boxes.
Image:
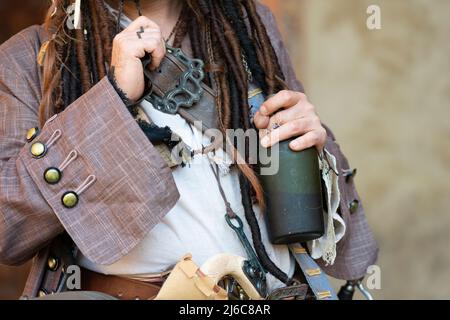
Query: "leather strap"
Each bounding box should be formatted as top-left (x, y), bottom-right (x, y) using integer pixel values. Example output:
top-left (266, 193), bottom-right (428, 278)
top-left (289, 243), bottom-right (338, 300)
top-left (80, 267), bottom-right (166, 300)
top-left (144, 48), bottom-right (219, 132)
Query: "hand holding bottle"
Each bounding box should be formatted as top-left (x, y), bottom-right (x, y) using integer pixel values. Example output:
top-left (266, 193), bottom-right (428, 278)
top-left (253, 90), bottom-right (327, 151)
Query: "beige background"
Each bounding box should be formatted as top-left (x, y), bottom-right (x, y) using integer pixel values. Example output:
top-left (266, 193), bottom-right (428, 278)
top-left (1, 0), bottom-right (449, 299)
top-left (274, 0), bottom-right (450, 299)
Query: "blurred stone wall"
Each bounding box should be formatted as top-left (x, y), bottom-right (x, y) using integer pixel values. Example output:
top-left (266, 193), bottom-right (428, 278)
top-left (0, 1), bottom-right (48, 43)
top-left (1, 0), bottom-right (449, 300)
top-left (272, 0), bottom-right (450, 299)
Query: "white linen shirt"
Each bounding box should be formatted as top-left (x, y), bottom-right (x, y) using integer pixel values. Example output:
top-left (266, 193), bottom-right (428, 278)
top-left (77, 100), bottom-right (297, 291)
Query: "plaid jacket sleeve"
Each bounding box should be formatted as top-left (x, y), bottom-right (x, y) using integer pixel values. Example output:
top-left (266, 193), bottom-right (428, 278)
top-left (0, 26), bottom-right (179, 266)
top-left (257, 2), bottom-right (379, 280)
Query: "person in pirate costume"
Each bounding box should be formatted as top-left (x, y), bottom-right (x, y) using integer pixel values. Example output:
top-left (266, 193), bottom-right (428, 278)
top-left (0, 0), bottom-right (378, 300)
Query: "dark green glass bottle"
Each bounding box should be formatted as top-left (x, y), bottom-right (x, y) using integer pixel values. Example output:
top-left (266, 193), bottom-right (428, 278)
top-left (259, 139), bottom-right (324, 244)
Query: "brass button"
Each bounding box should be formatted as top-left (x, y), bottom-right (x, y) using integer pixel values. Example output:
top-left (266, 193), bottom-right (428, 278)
top-left (47, 256), bottom-right (59, 271)
top-left (349, 200), bottom-right (360, 214)
top-left (44, 167), bottom-right (62, 184)
top-left (61, 191), bottom-right (79, 208)
top-left (37, 289), bottom-right (47, 298)
top-left (30, 142), bottom-right (47, 158)
top-left (26, 127), bottom-right (39, 142)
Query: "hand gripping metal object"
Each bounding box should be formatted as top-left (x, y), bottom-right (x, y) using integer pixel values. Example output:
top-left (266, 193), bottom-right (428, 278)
top-left (155, 253), bottom-right (265, 300)
top-left (143, 45), bottom-right (206, 114)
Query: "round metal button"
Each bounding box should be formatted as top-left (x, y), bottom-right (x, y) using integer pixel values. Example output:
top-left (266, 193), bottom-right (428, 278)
top-left (26, 127), bottom-right (39, 142)
top-left (47, 256), bottom-right (59, 271)
top-left (44, 167), bottom-right (62, 184)
top-left (61, 191), bottom-right (79, 209)
top-left (349, 200), bottom-right (360, 214)
top-left (30, 142), bottom-right (47, 158)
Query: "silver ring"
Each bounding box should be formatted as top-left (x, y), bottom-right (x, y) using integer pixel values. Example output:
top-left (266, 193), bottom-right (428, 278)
top-left (269, 122), bottom-right (281, 132)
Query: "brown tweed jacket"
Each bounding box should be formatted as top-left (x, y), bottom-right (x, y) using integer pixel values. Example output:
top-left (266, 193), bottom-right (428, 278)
top-left (0, 3), bottom-right (378, 298)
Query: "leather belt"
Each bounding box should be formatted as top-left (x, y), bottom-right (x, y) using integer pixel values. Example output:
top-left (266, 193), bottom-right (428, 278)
top-left (80, 267), bottom-right (167, 300)
top-left (79, 267), bottom-right (309, 300)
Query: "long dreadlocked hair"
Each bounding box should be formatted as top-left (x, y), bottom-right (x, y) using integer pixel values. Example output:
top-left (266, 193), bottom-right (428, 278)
top-left (40, 0), bottom-right (291, 284)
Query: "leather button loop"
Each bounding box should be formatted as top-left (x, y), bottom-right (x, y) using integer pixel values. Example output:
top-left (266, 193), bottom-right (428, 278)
top-left (43, 150), bottom-right (78, 185)
top-left (61, 175), bottom-right (96, 209)
top-left (30, 130), bottom-right (62, 159)
top-left (30, 142), bottom-right (47, 158)
top-left (343, 168), bottom-right (357, 183)
top-left (47, 256), bottom-right (59, 271)
top-left (61, 191), bottom-right (79, 208)
top-left (26, 127), bottom-right (39, 142)
top-left (349, 200), bottom-right (360, 214)
top-left (44, 167), bottom-right (62, 184)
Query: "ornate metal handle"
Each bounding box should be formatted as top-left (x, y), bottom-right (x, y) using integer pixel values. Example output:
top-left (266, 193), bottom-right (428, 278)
top-left (143, 45), bottom-right (206, 114)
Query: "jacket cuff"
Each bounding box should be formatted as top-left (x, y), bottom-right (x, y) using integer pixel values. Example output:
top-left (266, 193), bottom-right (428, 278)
top-left (19, 76), bottom-right (179, 265)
